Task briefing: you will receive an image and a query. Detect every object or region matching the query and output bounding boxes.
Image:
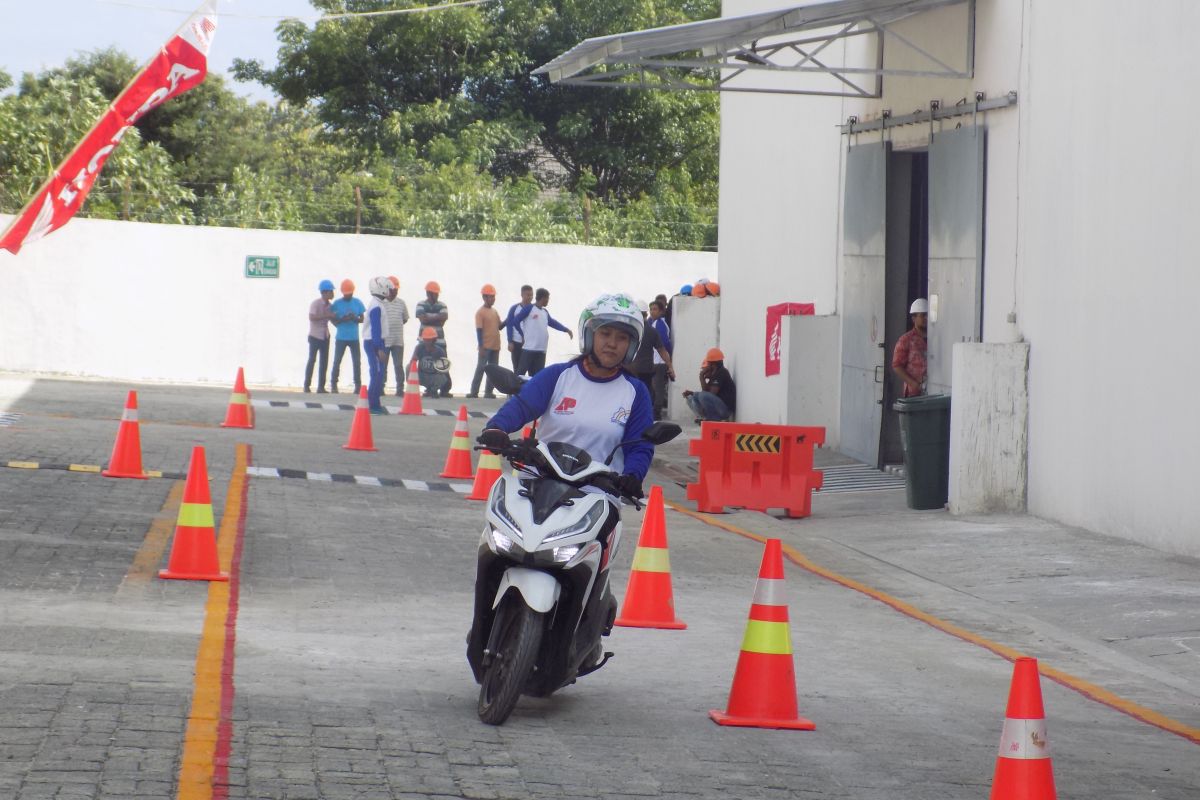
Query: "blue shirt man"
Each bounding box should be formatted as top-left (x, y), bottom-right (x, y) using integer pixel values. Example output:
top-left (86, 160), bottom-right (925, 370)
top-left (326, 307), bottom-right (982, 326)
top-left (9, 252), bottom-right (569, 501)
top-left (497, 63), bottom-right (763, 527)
top-left (329, 280), bottom-right (366, 394)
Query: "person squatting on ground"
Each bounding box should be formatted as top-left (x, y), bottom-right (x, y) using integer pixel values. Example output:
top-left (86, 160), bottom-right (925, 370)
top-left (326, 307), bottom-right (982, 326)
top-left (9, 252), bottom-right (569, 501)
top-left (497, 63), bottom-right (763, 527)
top-left (363, 276), bottom-right (392, 415)
top-left (683, 348), bottom-right (736, 422)
top-left (416, 281), bottom-right (449, 350)
top-left (512, 288), bottom-right (572, 377)
top-left (412, 327), bottom-right (452, 397)
top-left (381, 276), bottom-right (409, 395)
top-left (469, 284), bottom-right (502, 398)
top-left (304, 279), bottom-right (336, 393)
top-left (479, 292), bottom-right (655, 516)
top-left (630, 300), bottom-right (674, 420)
top-left (503, 285), bottom-right (534, 373)
top-left (893, 298), bottom-right (929, 398)
top-left (330, 279), bottom-right (365, 394)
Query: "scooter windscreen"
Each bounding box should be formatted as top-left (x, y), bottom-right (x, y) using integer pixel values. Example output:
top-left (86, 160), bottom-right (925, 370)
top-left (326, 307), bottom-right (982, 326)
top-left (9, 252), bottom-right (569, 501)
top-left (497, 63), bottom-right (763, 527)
top-left (545, 442), bottom-right (592, 476)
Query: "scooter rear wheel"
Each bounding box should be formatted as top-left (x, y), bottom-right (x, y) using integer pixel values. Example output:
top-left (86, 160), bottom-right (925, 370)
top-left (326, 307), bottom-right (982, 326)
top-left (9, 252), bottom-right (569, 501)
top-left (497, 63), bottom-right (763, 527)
top-left (478, 598), bottom-right (543, 725)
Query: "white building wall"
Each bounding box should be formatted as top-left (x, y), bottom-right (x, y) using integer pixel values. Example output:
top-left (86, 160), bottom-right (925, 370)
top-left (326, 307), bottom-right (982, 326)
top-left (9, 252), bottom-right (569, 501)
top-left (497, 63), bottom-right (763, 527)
top-left (0, 216), bottom-right (714, 392)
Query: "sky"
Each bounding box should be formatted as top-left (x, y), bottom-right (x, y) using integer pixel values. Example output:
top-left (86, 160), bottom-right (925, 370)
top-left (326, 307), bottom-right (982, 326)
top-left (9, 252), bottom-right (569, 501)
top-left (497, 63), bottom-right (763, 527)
top-left (1, 0), bottom-right (319, 101)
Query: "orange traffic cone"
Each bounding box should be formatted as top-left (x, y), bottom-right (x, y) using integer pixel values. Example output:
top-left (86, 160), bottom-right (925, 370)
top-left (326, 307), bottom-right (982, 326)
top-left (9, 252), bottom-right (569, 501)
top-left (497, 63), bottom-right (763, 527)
top-left (989, 657), bottom-right (1057, 799)
top-left (615, 486), bottom-right (686, 629)
top-left (399, 360), bottom-right (423, 415)
top-left (439, 405), bottom-right (474, 478)
top-left (220, 367), bottom-right (253, 429)
top-left (102, 390), bottom-right (148, 479)
top-left (344, 387), bottom-right (378, 451)
top-left (709, 538), bottom-right (814, 730)
top-left (159, 446), bottom-right (228, 582)
top-left (466, 448), bottom-right (503, 501)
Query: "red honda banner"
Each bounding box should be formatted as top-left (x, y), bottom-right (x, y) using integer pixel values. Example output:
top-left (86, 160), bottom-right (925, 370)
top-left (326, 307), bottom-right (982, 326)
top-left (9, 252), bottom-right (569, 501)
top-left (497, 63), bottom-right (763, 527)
top-left (0, 1), bottom-right (218, 255)
top-left (765, 302), bottom-right (815, 376)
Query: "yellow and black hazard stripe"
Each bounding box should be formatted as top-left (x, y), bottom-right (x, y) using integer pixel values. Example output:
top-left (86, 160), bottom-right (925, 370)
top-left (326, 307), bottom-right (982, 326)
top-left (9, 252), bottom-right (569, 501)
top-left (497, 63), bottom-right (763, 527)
top-left (733, 433), bottom-right (782, 454)
top-left (3, 460), bottom-right (183, 479)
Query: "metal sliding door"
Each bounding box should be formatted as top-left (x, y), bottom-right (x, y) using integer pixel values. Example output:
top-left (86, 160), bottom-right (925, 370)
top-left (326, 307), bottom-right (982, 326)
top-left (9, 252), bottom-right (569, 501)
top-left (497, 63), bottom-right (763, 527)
top-left (840, 142), bottom-right (889, 467)
top-left (926, 125), bottom-right (986, 395)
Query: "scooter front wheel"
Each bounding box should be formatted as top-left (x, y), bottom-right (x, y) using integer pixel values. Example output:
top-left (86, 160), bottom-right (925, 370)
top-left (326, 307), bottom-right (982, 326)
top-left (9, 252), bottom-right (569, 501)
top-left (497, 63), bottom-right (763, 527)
top-left (478, 598), bottom-right (543, 725)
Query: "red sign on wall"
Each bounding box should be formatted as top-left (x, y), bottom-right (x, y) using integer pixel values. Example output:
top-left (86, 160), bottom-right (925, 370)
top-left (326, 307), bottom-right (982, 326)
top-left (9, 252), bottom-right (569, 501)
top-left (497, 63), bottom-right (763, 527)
top-left (765, 302), bottom-right (815, 376)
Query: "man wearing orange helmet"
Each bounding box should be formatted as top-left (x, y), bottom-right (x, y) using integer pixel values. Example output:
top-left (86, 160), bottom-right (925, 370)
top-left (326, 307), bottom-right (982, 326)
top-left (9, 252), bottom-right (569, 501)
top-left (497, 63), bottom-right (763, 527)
top-left (412, 327), bottom-right (452, 398)
top-left (468, 284), bottom-right (502, 399)
top-left (329, 279), bottom-right (365, 394)
top-left (682, 347), bottom-right (736, 422)
top-left (415, 281), bottom-right (448, 351)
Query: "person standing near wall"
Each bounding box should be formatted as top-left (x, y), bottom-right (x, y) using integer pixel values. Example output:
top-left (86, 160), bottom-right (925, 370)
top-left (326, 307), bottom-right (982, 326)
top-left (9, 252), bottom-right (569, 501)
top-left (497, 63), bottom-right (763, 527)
top-left (648, 299), bottom-right (673, 420)
top-left (363, 276), bottom-right (392, 415)
top-left (415, 281), bottom-right (448, 351)
top-left (502, 284), bottom-right (534, 372)
top-left (630, 300), bottom-right (674, 410)
top-left (892, 298), bottom-right (929, 398)
top-left (513, 288), bottom-right (572, 376)
top-left (468, 284), bottom-right (502, 398)
top-left (683, 348), bottom-right (736, 422)
top-left (304, 279), bottom-right (336, 393)
top-left (330, 279), bottom-right (365, 394)
top-left (381, 275), bottom-right (409, 395)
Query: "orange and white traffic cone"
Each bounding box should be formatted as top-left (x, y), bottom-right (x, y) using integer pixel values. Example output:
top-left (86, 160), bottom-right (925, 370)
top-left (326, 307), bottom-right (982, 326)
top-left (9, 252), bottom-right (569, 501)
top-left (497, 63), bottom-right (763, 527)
top-left (344, 387), bottom-right (378, 452)
top-left (989, 657), bottom-right (1057, 799)
top-left (102, 390), bottom-right (148, 479)
top-left (439, 404), bottom-right (474, 479)
top-left (220, 367), bottom-right (253, 429)
top-left (615, 486), bottom-right (686, 629)
top-left (466, 448), bottom-right (502, 501)
top-left (159, 446), bottom-right (228, 582)
top-left (399, 360), bottom-right (423, 415)
top-left (709, 538), bottom-right (815, 730)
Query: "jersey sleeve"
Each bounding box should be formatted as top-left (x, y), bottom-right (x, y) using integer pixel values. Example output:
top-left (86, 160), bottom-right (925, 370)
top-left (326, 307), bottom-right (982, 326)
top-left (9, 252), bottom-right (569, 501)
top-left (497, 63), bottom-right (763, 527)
top-left (619, 375), bottom-right (656, 480)
top-left (367, 306), bottom-right (385, 347)
top-left (485, 361), bottom-right (572, 433)
top-left (547, 313), bottom-right (570, 334)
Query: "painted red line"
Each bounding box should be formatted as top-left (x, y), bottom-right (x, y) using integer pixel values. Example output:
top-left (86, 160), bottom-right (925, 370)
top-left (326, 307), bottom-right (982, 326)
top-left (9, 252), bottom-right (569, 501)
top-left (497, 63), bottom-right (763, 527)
top-left (213, 444), bottom-right (250, 799)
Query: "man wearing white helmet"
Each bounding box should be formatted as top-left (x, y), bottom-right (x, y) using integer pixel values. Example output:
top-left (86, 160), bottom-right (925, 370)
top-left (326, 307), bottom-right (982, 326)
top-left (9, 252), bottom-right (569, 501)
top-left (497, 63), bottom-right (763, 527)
top-left (892, 298), bottom-right (929, 398)
top-left (363, 276), bottom-right (393, 414)
top-left (479, 293), bottom-right (655, 500)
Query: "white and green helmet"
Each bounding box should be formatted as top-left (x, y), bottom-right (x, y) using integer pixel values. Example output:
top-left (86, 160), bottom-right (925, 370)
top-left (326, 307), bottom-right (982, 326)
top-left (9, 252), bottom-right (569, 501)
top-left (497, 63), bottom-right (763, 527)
top-left (578, 293), bottom-right (644, 365)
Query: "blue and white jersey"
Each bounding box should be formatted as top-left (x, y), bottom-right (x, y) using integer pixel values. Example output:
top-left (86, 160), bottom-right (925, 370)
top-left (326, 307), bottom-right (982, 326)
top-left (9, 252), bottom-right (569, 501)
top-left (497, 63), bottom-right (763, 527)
top-left (487, 359), bottom-right (655, 479)
top-left (364, 298), bottom-right (389, 349)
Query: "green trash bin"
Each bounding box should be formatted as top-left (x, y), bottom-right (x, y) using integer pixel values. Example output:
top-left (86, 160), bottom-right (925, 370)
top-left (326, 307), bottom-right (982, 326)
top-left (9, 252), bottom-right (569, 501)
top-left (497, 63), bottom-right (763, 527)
top-left (892, 394), bottom-right (951, 510)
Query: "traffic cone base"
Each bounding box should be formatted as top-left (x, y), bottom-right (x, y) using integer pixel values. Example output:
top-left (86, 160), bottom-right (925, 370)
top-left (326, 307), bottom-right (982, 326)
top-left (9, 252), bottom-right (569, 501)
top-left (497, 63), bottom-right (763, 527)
top-left (103, 390), bottom-right (148, 479)
top-left (160, 447), bottom-right (228, 582)
top-left (615, 486), bottom-right (686, 629)
top-left (466, 450), bottom-right (502, 501)
top-left (439, 405), bottom-right (474, 478)
top-left (221, 367), bottom-right (253, 429)
top-left (344, 387), bottom-right (378, 451)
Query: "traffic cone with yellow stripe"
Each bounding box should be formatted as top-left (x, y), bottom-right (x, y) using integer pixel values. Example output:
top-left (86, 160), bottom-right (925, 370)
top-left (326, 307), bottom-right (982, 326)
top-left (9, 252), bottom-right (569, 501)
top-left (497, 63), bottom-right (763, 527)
top-left (466, 448), bottom-right (502, 501)
top-left (439, 404), bottom-right (474, 478)
top-left (709, 538), bottom-right (814, 730)
top-left (399, 359), bottom-right (423, 415)
top-left (989, 657), bottom-right (1057, 799)
top-left (159, 446), bottom-right (228, 582)
top-left (102, 390), bottom-right (148, 479)
top-left (344, 387), bottom-right (378, 452)
top-left (220, 367), bottom-right (253, 429)
top-left (615, 486), bottom-right (686, 629)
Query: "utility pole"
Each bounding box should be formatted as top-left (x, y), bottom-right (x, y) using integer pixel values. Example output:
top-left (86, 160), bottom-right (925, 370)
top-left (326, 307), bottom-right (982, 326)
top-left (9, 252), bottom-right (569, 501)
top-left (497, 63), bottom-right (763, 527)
top-left (583, 194), bottom-right (591, 245)
top-left (354, 186), bottom-right (363, 234)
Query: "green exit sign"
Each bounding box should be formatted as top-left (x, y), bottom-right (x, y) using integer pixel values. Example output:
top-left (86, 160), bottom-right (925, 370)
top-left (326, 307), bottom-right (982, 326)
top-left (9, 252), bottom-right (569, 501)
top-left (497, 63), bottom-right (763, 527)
top-left (245, 255), bottom-right (280, 278)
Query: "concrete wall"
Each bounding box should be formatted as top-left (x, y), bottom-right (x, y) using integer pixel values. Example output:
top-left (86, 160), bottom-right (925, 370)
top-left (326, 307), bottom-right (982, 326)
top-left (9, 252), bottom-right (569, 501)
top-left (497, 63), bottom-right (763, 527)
top-left (949, 342), bottom-right (1028, 513)
top-left (0, 216), bottom-right (714, 392)
top-left (665, 295), bottom-right (720, 422)
top-left (782, 314), bottom-right (840, 443)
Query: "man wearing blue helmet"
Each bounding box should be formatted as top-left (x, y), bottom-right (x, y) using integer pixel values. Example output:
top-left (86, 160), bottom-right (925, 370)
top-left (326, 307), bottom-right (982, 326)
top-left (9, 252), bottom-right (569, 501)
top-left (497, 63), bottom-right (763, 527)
top-left (304, 279), bottom-right (336, 393)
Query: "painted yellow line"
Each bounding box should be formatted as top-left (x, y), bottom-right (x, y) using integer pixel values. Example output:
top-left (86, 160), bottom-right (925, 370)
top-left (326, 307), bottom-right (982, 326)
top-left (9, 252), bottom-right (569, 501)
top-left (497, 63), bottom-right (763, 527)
top-left (665, 499), bottom-right (1200, 747)
top-left (68, 463), bottom-right (102, 473)
top-left (177, 443), bottom-right (248, 799)
top-left (7, 461), bottom-right (38, 469)
top-left (119, 480), bottom-right (186, 593)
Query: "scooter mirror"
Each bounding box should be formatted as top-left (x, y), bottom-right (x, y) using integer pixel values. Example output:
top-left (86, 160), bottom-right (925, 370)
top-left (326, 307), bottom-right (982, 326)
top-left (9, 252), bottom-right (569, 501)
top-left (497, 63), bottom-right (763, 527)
top-left (484, 365), bottom-right (524, 395)
top-left (641, 421), bottom-right (682, 445)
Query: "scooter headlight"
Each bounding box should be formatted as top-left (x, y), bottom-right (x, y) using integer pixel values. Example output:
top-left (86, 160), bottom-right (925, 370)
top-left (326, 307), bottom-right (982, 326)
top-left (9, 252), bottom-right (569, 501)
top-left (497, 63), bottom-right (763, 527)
top-left (484, 526), bottom-right (519, 554)
top-left (544, 502), bottom-right (606, 543)
top-left (551, 544), bottom-right (581, 563)
top-left (491, 491), bottom-right (522, 534)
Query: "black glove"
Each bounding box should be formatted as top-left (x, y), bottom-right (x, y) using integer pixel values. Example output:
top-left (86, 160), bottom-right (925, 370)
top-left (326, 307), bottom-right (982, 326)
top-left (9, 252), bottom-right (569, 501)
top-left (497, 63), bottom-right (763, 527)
top-left (476, 428), bottom-right (512, 453)
top-left (614, 473), bottom-right (644, 500)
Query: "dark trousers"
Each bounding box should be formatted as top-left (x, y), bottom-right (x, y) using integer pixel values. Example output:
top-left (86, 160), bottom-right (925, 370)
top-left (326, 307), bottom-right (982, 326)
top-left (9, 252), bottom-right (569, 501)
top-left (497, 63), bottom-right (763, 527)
top-left (471, 349), bottom-right (500, 396)
top-left (304, 336), bottom-right (329, 391)
top-left (379, 345), bottom-right (405, 393)
top-left (509, 342), bottom-right (523, 372)
top-left (331, 338), bottom-right (361, 392)
top-left (518, 349), bottom-right (546, 377)
top-left (651, 363), bottom-right (670, 420)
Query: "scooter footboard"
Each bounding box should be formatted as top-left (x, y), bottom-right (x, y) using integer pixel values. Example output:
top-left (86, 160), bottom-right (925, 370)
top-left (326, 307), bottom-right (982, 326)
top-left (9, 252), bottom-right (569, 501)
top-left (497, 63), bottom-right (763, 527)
top-left (494, 567), bottom-right (561, 613)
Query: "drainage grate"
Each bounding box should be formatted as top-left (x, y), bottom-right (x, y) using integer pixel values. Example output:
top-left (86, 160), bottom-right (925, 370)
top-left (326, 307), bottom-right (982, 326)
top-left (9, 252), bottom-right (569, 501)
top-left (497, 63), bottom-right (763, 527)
top-left (819, 463), bottom-right (906, 494)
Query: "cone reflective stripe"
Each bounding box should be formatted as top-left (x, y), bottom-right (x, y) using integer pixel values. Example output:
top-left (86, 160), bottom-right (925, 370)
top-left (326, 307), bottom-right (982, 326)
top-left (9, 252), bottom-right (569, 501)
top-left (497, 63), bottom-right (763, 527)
top-left (990, 657), bottom-right (1057, 799)
top-left (102, 390), bottom-right (148, 479)
top-left (399, 360), bottom-right (423, 415)
top-left (709, 539), bottom-right (814, 730)
top-left (159, 446), bottom-right (228, 582)
top-left (439, 405), bottom-right (474, 478)
top-left (466, 449), bottom-right (502, 501)
top-left (615, 486), bottom-right (686, 630)
top-left (221, 367), bottom-right (253, 428)
top-left (344, 387), bottom-right (378, 451)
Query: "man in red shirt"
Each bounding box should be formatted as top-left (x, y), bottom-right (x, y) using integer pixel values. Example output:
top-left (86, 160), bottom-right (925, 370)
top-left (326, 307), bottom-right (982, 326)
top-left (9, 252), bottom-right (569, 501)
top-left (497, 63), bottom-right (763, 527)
top-left (892, 298), bottom-right (929, 397)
